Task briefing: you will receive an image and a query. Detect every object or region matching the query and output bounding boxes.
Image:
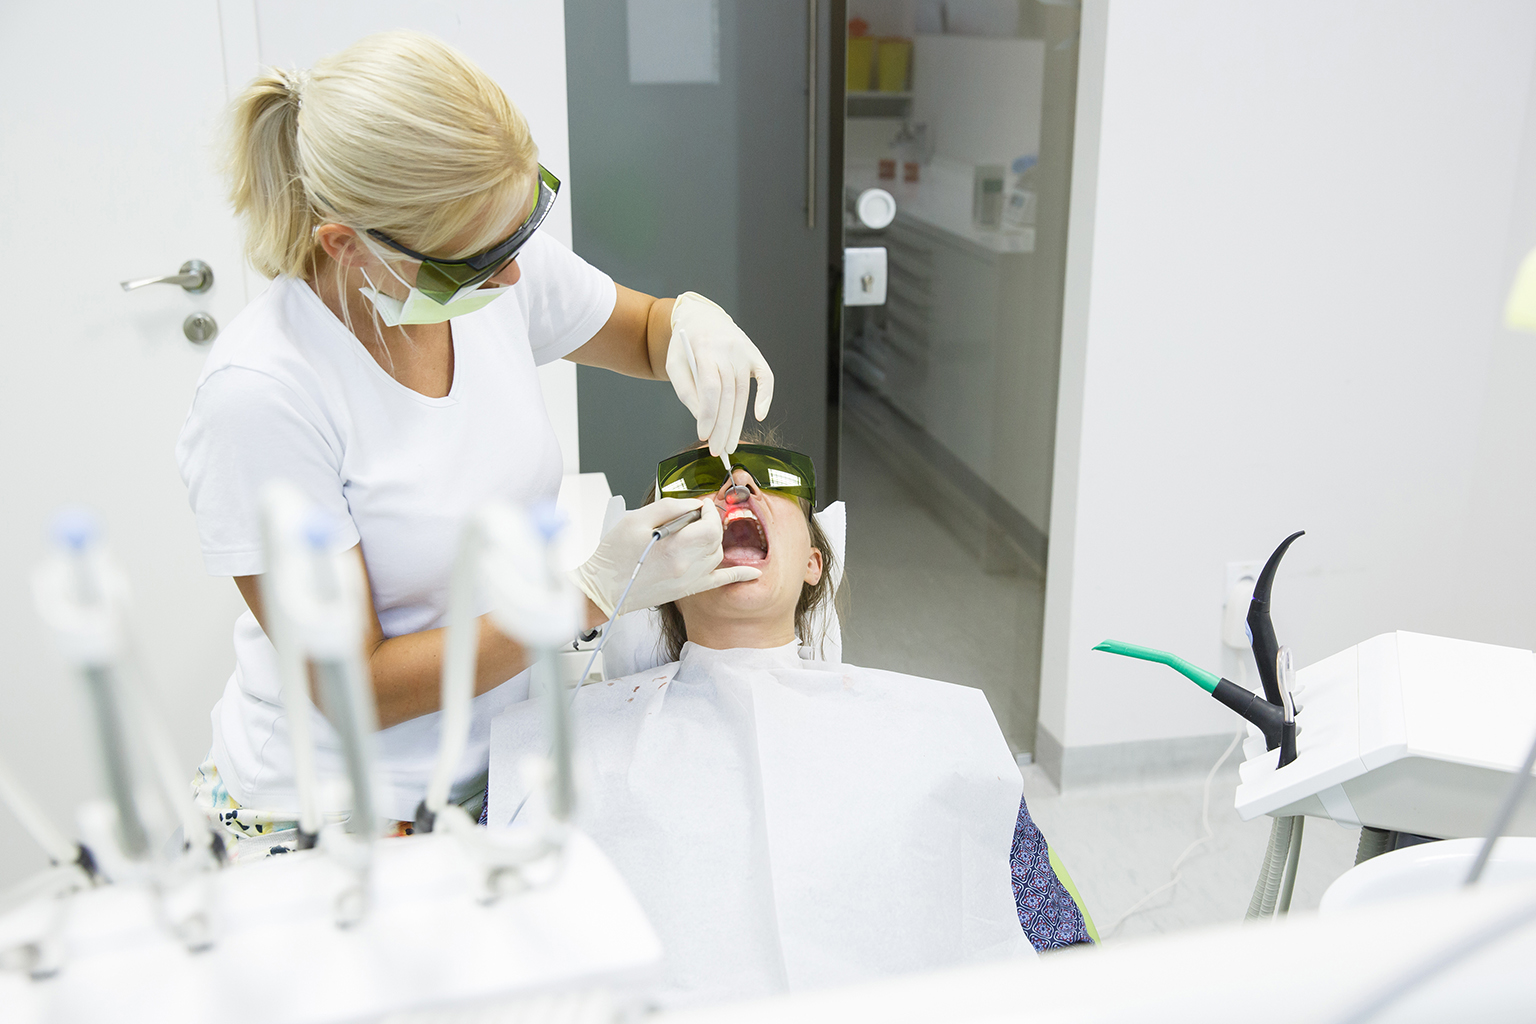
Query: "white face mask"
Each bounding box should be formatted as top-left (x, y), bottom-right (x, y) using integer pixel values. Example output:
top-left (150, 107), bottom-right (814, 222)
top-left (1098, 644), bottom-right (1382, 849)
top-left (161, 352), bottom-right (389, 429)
top-left (359, 262), bottom-right (511, 327)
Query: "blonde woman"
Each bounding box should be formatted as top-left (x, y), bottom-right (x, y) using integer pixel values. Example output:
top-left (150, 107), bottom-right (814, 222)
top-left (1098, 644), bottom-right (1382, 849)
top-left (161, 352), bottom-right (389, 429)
top-left (177, 32), bottom-right (773, 854)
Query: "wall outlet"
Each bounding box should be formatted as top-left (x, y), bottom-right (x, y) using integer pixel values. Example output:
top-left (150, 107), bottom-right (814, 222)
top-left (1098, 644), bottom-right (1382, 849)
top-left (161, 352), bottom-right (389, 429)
top-left (1222, 560), bottom-right (1263, 649)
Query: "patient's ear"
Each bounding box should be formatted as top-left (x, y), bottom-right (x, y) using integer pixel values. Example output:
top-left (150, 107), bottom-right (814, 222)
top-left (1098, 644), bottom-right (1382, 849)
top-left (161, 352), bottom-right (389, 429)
top-left (803, 547), bottom-right (823, 587)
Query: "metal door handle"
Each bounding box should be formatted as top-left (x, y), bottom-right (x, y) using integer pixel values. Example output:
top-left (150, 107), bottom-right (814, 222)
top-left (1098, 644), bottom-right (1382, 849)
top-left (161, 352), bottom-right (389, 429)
top-left (121, 260), bottom-right (213, 294)
top-left (805, 0), bottom-right (818, 229)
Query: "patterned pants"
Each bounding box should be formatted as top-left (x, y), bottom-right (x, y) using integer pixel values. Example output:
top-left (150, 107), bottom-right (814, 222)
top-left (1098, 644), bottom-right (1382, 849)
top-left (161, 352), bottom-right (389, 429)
top-left (191, 759), bottom-right (484, 862)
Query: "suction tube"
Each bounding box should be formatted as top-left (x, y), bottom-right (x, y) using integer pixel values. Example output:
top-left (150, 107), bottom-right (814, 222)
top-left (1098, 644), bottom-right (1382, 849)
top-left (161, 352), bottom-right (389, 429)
top-left (1094, 640), bottom-right (1287, 752)
top-left (1247, 531), bottom-right (1304, 708)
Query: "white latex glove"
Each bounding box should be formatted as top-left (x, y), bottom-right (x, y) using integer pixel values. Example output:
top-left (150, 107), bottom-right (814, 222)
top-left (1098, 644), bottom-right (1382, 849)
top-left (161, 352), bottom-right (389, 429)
top-left (666, 291), bottom-right (775, 455)
top-left (568, 498), bottom-right (761, 618)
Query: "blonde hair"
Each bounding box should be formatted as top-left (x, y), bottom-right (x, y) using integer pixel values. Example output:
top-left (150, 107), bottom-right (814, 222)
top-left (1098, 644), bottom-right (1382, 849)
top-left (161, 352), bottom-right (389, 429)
top-left (222, 31), bottom-right (539, 280)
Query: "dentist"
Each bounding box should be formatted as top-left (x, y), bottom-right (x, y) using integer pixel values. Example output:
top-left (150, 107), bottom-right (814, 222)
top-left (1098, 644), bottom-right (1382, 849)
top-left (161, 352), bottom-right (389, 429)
top-left (176, 31), bottom-right (772, 851)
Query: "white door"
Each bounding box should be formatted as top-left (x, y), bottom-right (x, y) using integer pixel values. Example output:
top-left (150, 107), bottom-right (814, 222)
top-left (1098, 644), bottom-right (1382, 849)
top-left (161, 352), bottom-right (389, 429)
top-left (0, 1), bottom-right (577, 887)
top-left (0, 1), bottom-right (249, 887)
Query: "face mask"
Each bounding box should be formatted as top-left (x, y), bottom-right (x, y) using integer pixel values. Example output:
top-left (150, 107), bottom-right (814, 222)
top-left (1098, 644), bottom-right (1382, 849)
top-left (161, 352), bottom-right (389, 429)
top-left (359, 262), bottom-right (511, 327)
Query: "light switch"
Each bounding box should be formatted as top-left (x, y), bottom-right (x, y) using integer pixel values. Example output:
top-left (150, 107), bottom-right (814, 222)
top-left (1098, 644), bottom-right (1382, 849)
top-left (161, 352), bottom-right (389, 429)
top-left (844, 247), bottom-right (888, 306)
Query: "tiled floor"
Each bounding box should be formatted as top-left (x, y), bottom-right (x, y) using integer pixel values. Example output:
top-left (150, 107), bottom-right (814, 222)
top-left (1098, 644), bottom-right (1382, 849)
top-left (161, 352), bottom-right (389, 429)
top-left (837, 427), bottom-right (1045, 754)
top-left (835, 424), bottom-right (1362, 941)
top-left (1022, 760), bottom-right (1362, 941)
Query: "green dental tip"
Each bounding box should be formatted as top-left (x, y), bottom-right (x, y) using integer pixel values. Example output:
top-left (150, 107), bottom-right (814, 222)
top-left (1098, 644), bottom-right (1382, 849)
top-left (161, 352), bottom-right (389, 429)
top-left (1093, 640), bottom-right (1220, 694)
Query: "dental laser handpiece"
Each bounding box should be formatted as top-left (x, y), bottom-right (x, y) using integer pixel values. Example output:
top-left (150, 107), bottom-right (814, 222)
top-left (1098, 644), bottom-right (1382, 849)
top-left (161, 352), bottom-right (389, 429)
top-left (1094, 640), bottom-right (1289, 754)
top-left (654, 508), bottom-right (703, 540)
top-left (653, 469), bottom-right (747, 542)
top-left (1247, 531), bottom-right (1304, 708)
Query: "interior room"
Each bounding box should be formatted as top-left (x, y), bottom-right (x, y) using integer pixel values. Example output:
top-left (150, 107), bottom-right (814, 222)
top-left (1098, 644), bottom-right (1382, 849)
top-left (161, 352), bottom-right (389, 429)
top-left (3, 0), bottom-right (1536, 1020)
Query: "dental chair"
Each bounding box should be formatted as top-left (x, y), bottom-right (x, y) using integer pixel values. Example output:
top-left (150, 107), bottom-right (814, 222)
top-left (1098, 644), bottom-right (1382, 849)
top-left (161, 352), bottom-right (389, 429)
top-left (553, 473), bottom-right (1098, 944)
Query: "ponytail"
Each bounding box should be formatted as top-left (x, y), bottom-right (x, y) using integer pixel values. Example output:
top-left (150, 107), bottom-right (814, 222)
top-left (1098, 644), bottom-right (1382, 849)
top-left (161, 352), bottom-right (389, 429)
top-left (222, 67), bottom-right (318, 279)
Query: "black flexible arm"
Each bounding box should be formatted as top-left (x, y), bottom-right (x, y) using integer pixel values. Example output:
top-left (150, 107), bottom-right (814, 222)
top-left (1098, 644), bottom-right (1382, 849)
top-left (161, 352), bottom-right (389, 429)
top-left (1247, 531), bottom-right (1304, 707)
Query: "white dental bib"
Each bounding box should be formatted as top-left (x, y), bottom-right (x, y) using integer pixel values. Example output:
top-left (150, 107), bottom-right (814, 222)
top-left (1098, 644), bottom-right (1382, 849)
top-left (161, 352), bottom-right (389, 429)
top-left (487, 642), bottom-right (1033, 1006)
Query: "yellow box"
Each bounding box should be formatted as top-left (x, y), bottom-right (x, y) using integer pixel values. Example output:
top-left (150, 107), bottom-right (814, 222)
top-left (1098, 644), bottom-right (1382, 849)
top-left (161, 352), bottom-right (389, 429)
top-left (847, 36), bottom-right (874, 92)
top-left (876, 38), bottom-right (911, 92)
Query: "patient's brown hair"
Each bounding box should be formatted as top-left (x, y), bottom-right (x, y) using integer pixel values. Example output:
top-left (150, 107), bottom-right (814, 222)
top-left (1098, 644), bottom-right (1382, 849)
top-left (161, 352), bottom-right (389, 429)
top-left (647, 428), bottom-right (838, 662)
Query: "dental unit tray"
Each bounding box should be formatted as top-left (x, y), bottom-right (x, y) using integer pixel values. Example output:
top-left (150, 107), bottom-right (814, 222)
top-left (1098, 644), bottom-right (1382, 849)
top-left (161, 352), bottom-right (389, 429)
top-left (1234, 630), bottom-right (1536, 839)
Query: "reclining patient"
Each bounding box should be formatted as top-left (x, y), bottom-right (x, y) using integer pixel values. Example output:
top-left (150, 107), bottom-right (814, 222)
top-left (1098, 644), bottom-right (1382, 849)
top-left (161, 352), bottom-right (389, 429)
top-left (489, 435), bottom-right (1089, 1005)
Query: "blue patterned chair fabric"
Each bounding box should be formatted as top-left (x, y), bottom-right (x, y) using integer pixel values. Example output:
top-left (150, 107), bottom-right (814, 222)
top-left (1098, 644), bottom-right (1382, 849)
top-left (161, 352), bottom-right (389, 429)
top-left (1012, 796), bottom-right (1092, 950)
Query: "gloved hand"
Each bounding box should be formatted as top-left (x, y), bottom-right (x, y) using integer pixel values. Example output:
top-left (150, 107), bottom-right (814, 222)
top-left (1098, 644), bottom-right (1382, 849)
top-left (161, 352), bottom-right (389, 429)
top-left (568, 498), bottom-right (762, 618)
top-left (666, 291), bottom-right (775, 455)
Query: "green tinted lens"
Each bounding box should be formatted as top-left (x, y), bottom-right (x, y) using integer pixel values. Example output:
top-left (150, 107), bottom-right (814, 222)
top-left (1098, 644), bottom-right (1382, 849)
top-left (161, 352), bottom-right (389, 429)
top-left (413, 260), bottom-right (498, 305)
top-left (655, 444), bottom-right (817, 507)
top-left (657, 452), bottom-right (728, 497)
top-left (732, 446), bottom-right (816, 506)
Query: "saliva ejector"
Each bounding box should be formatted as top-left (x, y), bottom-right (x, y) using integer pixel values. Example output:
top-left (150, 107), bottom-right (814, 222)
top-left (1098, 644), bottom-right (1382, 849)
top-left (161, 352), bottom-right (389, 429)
top-left (1093, 530), bottom-right (1304, 764)
top-left (1093, 531), bottom-right (1308, 921)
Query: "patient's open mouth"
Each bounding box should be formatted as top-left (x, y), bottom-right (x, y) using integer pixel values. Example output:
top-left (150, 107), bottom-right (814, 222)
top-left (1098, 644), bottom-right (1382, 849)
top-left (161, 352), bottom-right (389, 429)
top-left (721, 505), bottom-right (769, 566)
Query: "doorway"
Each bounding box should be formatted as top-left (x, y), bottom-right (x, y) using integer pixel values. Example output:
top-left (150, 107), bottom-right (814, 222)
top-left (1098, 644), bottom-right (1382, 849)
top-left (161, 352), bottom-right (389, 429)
top-left (836, 0), bottom-right (1081, 756)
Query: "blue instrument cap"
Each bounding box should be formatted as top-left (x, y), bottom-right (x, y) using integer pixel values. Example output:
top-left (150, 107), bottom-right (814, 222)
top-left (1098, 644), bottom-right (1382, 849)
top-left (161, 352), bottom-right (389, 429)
top-left (302, 509), bottom-right (335, 551)
top-left (529, 501), bottom-right (567, 543)
top-left (51, 506), bottom-right (100, 551)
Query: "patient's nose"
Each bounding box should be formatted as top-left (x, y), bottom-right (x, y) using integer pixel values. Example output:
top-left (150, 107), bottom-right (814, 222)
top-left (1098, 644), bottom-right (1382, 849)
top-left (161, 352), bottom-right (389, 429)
top-left (721, 470), bottom-right (752, 504)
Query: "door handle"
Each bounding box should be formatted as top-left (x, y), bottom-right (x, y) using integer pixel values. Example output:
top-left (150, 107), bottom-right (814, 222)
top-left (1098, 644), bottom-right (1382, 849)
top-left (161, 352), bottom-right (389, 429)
top-left (121, 259), bottom-right (213, 294)
top-left (805, 0), bottom-right (818, 229)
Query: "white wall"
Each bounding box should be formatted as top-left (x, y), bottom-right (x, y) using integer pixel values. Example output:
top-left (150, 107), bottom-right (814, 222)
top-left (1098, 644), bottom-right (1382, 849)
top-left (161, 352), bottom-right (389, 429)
top-left (1042, 0), bottom-right (1536, 773)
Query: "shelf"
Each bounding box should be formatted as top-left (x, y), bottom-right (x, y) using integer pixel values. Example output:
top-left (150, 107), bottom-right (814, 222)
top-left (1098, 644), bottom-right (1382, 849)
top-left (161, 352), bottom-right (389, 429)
top-left (846, 90), bottom-right (913, 119)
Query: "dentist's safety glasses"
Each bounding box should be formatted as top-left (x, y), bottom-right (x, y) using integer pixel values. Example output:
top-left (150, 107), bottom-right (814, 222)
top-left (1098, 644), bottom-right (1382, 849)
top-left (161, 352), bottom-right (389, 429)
top-left (656, 443), bottom-right (817, 508)
top-left (367, 164), bottom-right (560, 304)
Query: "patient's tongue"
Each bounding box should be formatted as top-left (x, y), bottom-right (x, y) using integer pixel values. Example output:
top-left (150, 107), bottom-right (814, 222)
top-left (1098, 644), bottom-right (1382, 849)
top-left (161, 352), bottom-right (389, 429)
top-left (723, 519), bottom-right (766, 559)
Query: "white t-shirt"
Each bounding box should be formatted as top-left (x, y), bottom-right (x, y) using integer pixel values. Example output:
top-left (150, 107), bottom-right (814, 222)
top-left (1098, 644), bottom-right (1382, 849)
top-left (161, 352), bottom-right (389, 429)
top-left (177, 232), bottom-right (616, 820)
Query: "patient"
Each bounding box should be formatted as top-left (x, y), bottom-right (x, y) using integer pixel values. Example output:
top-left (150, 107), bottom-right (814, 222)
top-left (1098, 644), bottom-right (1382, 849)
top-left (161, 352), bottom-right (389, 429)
top-left (490, 434), bottom-right (1089, 1005)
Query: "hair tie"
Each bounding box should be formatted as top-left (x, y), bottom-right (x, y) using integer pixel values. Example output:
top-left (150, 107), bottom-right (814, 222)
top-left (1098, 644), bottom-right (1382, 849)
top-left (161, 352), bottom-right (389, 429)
top-left (283, 67), bottom-right (308, 111)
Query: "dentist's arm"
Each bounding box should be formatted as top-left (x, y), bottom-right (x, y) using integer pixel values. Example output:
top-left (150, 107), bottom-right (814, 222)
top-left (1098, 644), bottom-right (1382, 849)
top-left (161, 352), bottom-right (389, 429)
top-left (566, 284), bottom-right (775, 455)
top-left (565, 284), bottom-right (673, 380)
top-left (235, 556), bottom-right (607, 730)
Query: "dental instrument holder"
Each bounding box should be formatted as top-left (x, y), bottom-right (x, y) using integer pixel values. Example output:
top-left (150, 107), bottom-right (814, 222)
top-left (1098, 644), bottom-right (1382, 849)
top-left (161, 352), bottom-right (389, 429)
top-left (419, 500), bottom-right (582, 898)
top-left (1248, 531), bottom-right (1304, 710)
top-left (31, 510), bottom-right (223, 950)
top-left (1093, 640), bottom-right (1295, 766)
top-left (259, 484), bottom-right (381, 924)
top-left (1276, 646), bottom-right (1299, 769)
top-left (258, 491), bottom-right (328, 850)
